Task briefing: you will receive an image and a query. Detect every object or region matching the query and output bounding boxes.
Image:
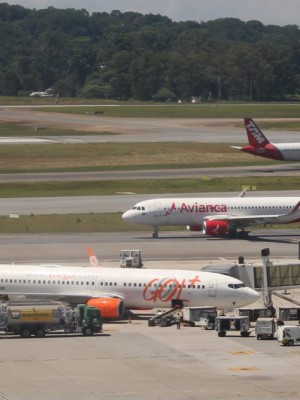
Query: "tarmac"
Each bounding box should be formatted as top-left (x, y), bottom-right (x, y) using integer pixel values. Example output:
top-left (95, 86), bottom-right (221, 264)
top-left (0, 259), bottom-right (300, 399)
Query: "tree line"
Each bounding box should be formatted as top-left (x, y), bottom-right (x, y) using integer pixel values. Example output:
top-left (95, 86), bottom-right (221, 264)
top-left (1, 3), bottom-right (300, 101)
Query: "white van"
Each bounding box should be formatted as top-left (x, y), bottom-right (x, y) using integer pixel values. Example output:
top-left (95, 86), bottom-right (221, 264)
top-left (277, 325), bottom-right (300, 346)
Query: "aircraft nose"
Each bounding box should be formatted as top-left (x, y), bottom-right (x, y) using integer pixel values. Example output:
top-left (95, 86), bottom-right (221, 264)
top-left (122, 210), bottom-right (134, 222)
top-left (247, 287), bottom-right (260, 302)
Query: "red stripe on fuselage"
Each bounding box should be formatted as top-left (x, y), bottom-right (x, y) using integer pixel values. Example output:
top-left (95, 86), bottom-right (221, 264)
top-left (242, 144), bottom-right (284, 160)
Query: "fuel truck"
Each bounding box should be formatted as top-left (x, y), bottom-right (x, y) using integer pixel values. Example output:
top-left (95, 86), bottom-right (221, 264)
top-left (0, 302), bottom-right (103, 338)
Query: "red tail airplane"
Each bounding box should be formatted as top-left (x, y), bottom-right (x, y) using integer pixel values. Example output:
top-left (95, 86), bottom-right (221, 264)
top-left (232, 118), bottom-right (300, 161)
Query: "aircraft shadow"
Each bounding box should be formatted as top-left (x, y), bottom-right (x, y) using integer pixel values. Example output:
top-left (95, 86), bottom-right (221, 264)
top-left (134, 233), bottom-right (300, 245)
top-left (0, 333), bottom-right (111, 340)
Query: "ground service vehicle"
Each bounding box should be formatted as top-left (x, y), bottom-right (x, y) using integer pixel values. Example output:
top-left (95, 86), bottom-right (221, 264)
top-left (0, 302), bottom-right (102, 338)
top-left (182, 306), bottom-right (217, 328)
top-left (120, 250), bottom-right (143, 268)
top-left (255, 318), bottom-right (276, 340)
top-left (277, 325), bottom-right (300, 346)
top-left (215, 315), bottom-right (250, 337)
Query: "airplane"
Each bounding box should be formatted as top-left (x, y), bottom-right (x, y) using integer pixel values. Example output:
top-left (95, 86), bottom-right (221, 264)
top-left (122, 194), bottom-right (300, 238)
top-left (29, 88), bottom-right (55, 98)
top-left (0, 263), bottom-right (259, 319)
top-left (231, 117), bottom-right (300, 161)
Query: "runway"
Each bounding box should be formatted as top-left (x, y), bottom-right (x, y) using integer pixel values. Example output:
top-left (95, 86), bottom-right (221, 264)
top-left (1, 162), bottom-right (300, 183)
top-left (0, 229), bottom-right (299, 264)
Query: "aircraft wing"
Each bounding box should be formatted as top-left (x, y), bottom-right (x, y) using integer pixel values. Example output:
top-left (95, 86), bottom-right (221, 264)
top-left (8, 292), bottom-right (125, 303)
top-left (204, 201), bottom-right (300, 227)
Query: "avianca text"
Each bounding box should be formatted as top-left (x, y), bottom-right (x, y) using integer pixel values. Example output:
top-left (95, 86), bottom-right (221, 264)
top-left (170, 202), bottom-right (227, 213)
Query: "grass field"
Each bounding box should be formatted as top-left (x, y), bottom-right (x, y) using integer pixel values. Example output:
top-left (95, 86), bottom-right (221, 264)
top-left (37, 103), bottom-right (300, 120)
top-left (0, 176), bottom-right (298, 197)
top-left (0, 142), bottom-right (269, 173)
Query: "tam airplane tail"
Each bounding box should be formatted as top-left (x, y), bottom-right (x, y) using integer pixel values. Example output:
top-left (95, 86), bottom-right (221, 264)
top-left (244, 118), bottom-right (270, 147)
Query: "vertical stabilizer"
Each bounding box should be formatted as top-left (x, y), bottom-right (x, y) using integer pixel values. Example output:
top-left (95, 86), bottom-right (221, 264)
top-left (244, 118), bottom-right (270, 147)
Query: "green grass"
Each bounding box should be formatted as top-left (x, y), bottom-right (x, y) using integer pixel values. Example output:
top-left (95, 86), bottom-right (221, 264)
top-left (37, 103), bottom-right (300, 119)
top-left (0, 213), bottom-right (298, 234)
top-left (0, 176), bottom-right (298, 197)
top-left (0, 142), bottom-right (276, 173)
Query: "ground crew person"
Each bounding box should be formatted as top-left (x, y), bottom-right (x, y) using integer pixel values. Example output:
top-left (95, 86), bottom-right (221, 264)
top-left (175, 311), bottom-right (181, 330)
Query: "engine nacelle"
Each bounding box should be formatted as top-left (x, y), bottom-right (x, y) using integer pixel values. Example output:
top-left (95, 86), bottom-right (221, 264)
top-left (87, 298), bottom-right (124, 319)
top-left (202, 220), bottom-right (229, 236)
top-left (186, 225), bottom-right (202, 231)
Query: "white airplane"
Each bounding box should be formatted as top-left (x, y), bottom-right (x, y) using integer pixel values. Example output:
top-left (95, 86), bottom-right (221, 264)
top-left (232, 118), bottom-right (300, 161)
top-left (122, 195), bottom-right (300, 238)
top-left (0, 263), bottom-right (259, 319)
top-left (29, 88), bottom-right (55, 98)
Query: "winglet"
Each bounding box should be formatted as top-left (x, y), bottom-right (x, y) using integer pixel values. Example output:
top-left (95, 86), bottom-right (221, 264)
top-left (87, 246), bottom-right (99, 267)
top-left (244, 118), bottom-right (270, 147)
top-left (238, 188), bottom-right (247, 198)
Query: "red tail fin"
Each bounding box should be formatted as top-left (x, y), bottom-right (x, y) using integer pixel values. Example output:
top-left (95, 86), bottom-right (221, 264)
top-left (244, 118), bottom-right (270, 147)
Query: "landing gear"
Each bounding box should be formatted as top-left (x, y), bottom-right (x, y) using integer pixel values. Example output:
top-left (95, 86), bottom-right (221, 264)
top-left (239, 230), bottom-right (249, 239)
top-left (152, 226), bottom-right (159, 239)
top-left (228, 229), bottom-right (249, 239)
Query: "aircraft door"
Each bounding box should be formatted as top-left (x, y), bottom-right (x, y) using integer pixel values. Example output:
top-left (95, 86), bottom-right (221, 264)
top-left (209, 279), bottom-right (217, 297)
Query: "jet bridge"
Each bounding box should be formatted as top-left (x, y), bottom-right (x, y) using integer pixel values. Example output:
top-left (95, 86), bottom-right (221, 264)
top-left (203, 253), bottom-right (300, 292)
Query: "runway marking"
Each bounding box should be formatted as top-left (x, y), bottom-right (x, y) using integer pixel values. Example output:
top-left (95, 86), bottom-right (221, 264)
top-left (229, 350), bottom-right (254, 355)
top-left (229, 367), bottom-right (259, 371)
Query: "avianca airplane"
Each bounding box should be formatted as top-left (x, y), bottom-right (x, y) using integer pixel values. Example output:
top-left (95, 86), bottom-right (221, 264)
top-left (122, 195), bottom-right (300, 238)
top-left (0, 264), bottom-right (259, 319)
top-left (232, 117), bottom-right (300, 161)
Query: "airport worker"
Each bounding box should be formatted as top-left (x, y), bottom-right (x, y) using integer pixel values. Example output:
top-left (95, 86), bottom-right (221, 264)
top-left (175, 312), bottom-right (181, 330)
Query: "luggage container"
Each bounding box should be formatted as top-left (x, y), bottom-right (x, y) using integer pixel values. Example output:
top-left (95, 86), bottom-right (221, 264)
top-left (182, 306), bottom-right (217, 328)
top-left (255, 318), bottom-right (276, 340)
top-left (236, 307), bottom-right (275, 322)
top-left (278, 307), bottom-right (300, 323)
top-left (215, 315), bottom-right (250, 337)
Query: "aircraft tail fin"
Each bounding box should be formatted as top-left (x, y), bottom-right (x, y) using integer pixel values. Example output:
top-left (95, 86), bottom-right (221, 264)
top-left (244, 118), bottom-right (270, 147)
top-left (87, 246), bottom-right (100, 267)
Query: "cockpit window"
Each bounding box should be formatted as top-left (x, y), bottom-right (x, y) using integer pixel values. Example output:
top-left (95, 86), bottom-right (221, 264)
top-left (132, 206), bottom-right (145, 211)
top-left (228, 283), bottom-right (246, 289)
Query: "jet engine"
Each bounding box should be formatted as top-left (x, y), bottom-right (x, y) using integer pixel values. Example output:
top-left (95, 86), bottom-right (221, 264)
top-left (202, 220), bottom-right (229, 236)
top-left (87, 298), bottom-right (124, 319)
top-left (186, 225), bottom-right (202, 231)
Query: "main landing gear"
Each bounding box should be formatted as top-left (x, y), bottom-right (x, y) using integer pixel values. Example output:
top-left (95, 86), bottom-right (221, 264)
top-left (152, 226), bottom-right (159, 239)
top-left (228, 229), bottom-right (249, 239)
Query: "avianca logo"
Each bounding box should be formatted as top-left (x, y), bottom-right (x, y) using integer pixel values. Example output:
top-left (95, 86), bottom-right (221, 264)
top-left (246, 120), bottom-right (265, 144)
top-left (170, 202), bottom-right (227, 213)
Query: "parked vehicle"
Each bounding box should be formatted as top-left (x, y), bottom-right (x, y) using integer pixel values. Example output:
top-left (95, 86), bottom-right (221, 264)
top-left (120, 250), bottom-right (143, 268)
top-left (0, 302), bottom-right (102, 338)
top-left (182, 306), bottom-right (217, 328)
top-left (277, 325), bottom-right (300, 346)
top-left (215, 315), bottom-right (250, 337)
top-left (255, 318), bottom-right (276, 340)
